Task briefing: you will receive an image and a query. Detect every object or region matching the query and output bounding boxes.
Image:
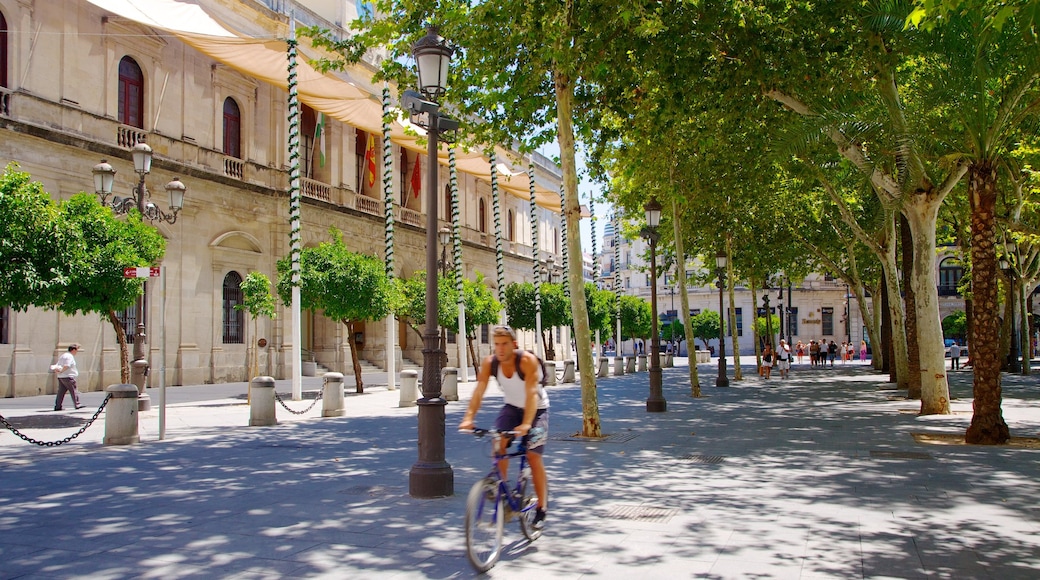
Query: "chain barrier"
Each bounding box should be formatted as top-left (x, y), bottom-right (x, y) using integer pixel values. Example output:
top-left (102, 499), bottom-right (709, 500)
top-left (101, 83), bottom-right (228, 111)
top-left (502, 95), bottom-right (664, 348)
top-left (0, 395), bottom-right (111, 447)
top-left (273, 389), bottom-right (323, 415)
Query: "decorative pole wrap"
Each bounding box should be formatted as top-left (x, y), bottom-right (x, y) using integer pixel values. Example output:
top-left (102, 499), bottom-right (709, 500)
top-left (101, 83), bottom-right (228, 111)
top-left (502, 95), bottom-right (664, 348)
top-left (590, 195), bottom-right (600, 361)
top-left (560, 186), bottom-right (572, 360)
top-left (530, 161), bottom-right (543, 357)
top-left (450, 148), bottom-right (469, 381)
top-left (490, 151), bottom-right (506, 323)
top-left (614, 209), bottom-right (622, 357)
top-left (382, 84), bottom-right (397, 390)
top-left (287, 18), bottom-right (303, 400)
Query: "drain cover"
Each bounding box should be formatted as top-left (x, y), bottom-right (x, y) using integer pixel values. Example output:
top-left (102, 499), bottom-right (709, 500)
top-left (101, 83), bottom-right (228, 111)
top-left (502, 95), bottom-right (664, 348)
top-left (605, 504), bottom-right (679, 523)
top-left (550, 431), bottom-right (639, 443)
top-left (870, 450), bottom-right (934, 460)
top-left (679, 454), bottom-right (725, 464)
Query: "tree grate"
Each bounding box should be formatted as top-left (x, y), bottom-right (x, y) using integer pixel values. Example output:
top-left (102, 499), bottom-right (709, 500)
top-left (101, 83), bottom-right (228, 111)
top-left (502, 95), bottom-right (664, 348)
top-left (340, 485), bottom-right (405, 497)
top-left (870, 450), bottom-right (934, 460)
top-left (605, 504), bottom-right (679, 523)
top-left (679, 454), bottom-right (725, 464)
top-left (550, 431), bottom-right (639, 443)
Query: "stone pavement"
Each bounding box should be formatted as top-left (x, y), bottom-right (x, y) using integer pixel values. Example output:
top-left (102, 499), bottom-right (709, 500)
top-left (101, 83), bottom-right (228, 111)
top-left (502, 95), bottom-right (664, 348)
top-left (2, 360), bottom-right (1039, 579)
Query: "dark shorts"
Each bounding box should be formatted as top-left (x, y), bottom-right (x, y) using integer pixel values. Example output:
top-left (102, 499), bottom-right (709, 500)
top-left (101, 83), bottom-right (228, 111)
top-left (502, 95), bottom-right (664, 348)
top-left (495, 405), bottom-right (548, 454)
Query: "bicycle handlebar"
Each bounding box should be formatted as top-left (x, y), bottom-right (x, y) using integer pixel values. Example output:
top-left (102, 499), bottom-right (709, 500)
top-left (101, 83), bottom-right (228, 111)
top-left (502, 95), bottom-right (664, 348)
top-left (459, 427), bottom-right (545, 439)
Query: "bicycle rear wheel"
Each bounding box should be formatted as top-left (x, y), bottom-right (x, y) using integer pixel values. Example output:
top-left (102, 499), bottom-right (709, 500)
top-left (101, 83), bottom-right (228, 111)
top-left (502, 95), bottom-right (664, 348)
top-left (465, 477), bottom-right (504, 572)
top-left (517, 473), bottom-right (542, 541)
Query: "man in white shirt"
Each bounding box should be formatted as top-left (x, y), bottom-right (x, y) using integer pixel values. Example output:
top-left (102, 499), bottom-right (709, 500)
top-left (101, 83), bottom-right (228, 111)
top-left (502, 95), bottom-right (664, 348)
top-left (52, 343), bottom-right (84, 411)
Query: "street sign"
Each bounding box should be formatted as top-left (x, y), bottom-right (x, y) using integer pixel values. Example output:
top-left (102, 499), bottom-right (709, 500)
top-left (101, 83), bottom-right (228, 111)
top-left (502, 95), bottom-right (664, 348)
top-left (123, 267), bottom-right (161, 278)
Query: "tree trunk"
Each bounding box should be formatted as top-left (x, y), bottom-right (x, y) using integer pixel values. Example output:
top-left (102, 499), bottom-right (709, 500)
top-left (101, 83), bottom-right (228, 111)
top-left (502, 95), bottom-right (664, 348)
top-left (965, 163), bottom-right (1010, 443)
top-left (542, 329), bottom-right (556, 360)
top-left (751, 281), bottom-right (761, 374)
top-left (554, 65), bottom-right (600, 437)
top-left (672, 198), bottom-right (700, 396)
top-left (726, 237), bottom-right (742, 380)
top-left (108, 309), bottom-right (131, 384)
top-left (881, 270), bottom-right (893, 377)
top-left (467, 335), bottom-right (480, 375)
top-left (346, 320), bottom-right (364, 393)
top-left (1024, 291), bottom-right (1033, 376)
top-left (900, 215), bottom-right (922, 399)
top-left (879, 216), bottom-right (910, 388)
top-left (903, 196), bottom-right (951, 415)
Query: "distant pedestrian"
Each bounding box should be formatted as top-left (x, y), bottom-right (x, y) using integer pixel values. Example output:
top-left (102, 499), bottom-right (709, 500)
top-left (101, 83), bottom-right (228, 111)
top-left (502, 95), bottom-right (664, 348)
top-left (796, 341), bottom-right (805, 365)
top-left (52, 343), bottom-right (84, 411)
top-left (761, 343), bottom-right (774, 379)
top-left (809, 340), bottom-right (820, 366)
top-left (950, 340), bottom-right (962, 370)
top-left (860, 340), bottom-right (868, 362)
top-left (776, 339), bottom-right (791, 379)
top-left (827, 340), bottom-right (838, 367)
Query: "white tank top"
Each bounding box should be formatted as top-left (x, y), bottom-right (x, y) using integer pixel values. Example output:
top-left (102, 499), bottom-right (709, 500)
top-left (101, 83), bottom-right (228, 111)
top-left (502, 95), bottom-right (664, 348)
top-left (495, 358), bottom-right (549, 410)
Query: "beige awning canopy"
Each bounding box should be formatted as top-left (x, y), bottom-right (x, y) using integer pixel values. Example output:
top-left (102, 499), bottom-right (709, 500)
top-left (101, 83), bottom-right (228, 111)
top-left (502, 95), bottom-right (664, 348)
top-left (84, 0), bottom-right (562, 211)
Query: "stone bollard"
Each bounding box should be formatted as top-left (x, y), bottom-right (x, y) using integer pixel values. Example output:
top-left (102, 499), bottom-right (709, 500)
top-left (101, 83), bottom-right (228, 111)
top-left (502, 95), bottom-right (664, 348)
top-left (638, 354), bottom-right (648, 372)
top-left (103, 384), bottom-right (140, 446)
top-left (597, 357), bottom-right (609, 377)
top-left (249, 376), bottom-right (277, 427)
top-left (442, 367), bottom-right (459, 401)
top-left (664, 353), bottom-right (674, 368)
top-left (544, 361), bottom-right (557, 386)
top-left (613, 357), bottom-right (624, 376)
top-left (562, 360), bottom-right (576, 383)
top-left (322, 372), bottom-right (345, 417)
top-left (399, 370), bottom-right (419, 407)
top-left (626, 356), bottom-right (636, 373)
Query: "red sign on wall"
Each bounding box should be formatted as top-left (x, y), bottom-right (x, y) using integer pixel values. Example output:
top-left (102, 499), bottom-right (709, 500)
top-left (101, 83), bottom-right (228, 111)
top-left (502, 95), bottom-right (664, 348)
top-left (123, 267), bottom-right (162, 278)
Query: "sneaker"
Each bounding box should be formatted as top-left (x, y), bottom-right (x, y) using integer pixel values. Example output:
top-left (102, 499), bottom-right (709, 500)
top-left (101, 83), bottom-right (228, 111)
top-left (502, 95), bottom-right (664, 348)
top-left (532, 508), bottom-right (546, 529)
top-left (75, 404), bottom-right (85, 410)
top-left (53, 407), bottom-right (63, 411)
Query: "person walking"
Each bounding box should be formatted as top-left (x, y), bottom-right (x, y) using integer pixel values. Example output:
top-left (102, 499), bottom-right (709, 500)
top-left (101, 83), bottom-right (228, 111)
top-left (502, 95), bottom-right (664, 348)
top-left (860, 340), bottom-right (868, 362)
top-left (796, 341), bottom-right (805, 365)
top-left (827, 340), bottom-right (838, 367)
top-left (761, 343), bottom-right (774, 380)
top-left (949, 340), bottom-right (962, 371)
top-left (776, 339), bottom-right (792, 379)
top-left (52, 343), bottom-right (84, 411)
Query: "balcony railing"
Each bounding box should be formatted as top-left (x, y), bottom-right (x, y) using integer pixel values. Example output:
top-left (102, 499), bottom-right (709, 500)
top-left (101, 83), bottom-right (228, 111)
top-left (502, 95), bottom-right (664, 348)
top-left (223, 157), bottom-right (244, 180)
top-left (301, 176), bottom-right (331, 203)
top-left (399, 207), bottom-right (423, 227)
top-left (354, 195), bottom-right (381, 217)
top-left (938, 284), bottom-right (960, 297)
top-left (117, 125), bottom-right (146, 148)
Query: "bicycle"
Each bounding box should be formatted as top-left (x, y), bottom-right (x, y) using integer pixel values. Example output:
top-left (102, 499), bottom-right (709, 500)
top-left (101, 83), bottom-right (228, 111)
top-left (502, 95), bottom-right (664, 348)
top-left (461, 427), bottom-right (544, 572)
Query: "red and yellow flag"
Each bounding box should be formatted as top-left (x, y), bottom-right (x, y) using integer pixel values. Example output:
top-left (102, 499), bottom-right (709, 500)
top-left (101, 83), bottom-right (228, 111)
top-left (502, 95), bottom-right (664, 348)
top-left (364, 134), bottom-right (377, 187)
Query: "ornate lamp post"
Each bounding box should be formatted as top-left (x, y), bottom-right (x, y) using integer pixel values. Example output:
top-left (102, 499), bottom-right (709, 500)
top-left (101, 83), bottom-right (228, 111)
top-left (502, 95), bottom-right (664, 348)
top-left (762, 281), bottom-right (774, 351)
top-left (92, 139), bottom-right (186, 411)
top-left (406, 26), bottom-right (455, 498)
top-left (438, 226), bottom-right (452, 368)
top-left (642, 198), bottom-right (665, 412)
top-left (1002, 240), bottom-right (1021, 373)
top-left (715, 251), bottom-right (729, 387)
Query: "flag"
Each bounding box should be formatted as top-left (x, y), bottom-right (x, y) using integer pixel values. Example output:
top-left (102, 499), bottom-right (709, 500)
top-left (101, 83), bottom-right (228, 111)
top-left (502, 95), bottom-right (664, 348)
top-left (314, 113), bottom-right (326, 167)
top-left (364, 133), bottom-right (377, 187)
top-left (411, 154), bottom-right (422, 198)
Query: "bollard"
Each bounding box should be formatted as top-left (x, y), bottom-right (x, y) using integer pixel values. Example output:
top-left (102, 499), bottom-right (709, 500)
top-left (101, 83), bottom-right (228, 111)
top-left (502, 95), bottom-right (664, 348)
top-left (613, 357), bottom-right (624, 376)
top-left (322, 372), bottom-right (345, 417)
top-left (626, 356), bottom-right (636, 373)
top-left (249, 376), bottom-right (277, 426)
top-left (597, 357), bottom-right (609, 377)
top-left (399, 370), bottom-right (419, 407)
top-left (562, 360), bottom-right (576, 383)
top-left (442, 367), bottom-right (459, 401)
top-left (103, 384), bottom-right (140, 446)
top-left (544, 361), bottom-right (557, 386)
top-left (638, 354), bottom-right (648, 372)
top-left (664, 353), bottom-right (674, 368)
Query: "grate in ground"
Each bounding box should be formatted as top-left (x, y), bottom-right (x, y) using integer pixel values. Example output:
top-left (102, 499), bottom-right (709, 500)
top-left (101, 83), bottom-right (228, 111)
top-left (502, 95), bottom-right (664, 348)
top-left (605, 504), bottom-right (680, 523)
top-left (870, 450), bottom-right (934, 460)
top-left (550, 431), bottom-right (639, 443)
top-left (678, 454), bottom-right (725, 464)
top-left (340, 484), bottom-right (405, 497)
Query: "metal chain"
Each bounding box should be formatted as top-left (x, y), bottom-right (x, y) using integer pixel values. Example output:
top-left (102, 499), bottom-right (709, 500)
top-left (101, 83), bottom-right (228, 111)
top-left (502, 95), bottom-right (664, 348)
top-left (273, 389), bottom-right (323, 415)
top-left (0, 395), bottom-right (111, 447)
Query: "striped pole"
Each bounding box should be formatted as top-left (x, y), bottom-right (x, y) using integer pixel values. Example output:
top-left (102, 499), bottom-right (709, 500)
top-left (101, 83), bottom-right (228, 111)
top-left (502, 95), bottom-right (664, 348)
top-left (382, 84), bottom-right (397, 390)
top-left (590, 195), bottom-right (600, 361)
top-left (530, 162), bottom-right (543, 357)
top-left (287, 19), bottom-right (303, 400)
top-left (450, 148), bottom-right (469, 381)
top-left (614, 210), bottom-right (622, 357)
top-left (560, 186), bottom-right (572, 360)
top-left (490, 151), bottom-right (506, 323)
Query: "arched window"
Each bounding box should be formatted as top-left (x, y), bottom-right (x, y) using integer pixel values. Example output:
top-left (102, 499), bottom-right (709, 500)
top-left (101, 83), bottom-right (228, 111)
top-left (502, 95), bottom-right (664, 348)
top-left (939, 258), bottom-right (964, 296)
top-left (117, 56), bottom-right (144, 128)
top-left (507, 209), bottom-right (515, 241)
top-left (478, 198), bottom-right (487, 233)
top-left (222, 272), bottom-right (244, 344)
top-left (444, 183), bottom-right (452, 221)
top-left (1, 12), bottom-right (8, 89)
top-left (222, 97), bottom-right (241, 158)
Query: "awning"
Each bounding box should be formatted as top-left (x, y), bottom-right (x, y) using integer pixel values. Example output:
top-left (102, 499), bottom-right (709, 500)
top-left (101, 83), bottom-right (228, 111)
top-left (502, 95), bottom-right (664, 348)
top-left (84, 0), bottom-right (562, 211)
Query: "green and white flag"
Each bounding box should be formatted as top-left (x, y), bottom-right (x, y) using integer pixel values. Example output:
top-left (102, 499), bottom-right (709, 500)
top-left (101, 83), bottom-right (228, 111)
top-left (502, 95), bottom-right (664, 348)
top-left (314, 112), bottom-right (326, 167)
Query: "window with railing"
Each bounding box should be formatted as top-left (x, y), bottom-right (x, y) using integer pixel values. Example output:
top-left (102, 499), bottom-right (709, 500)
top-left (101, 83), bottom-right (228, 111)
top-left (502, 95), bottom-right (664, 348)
top-left (788, 307), bottom-right (798, 336)
top-left (118, 56), bottom-right (144, 128)
top-left (222, 272), bottom-right (244, 344)
top-left (507, 209), bottom-right (515, 241)
top-left (939, 258), bottom-right (963, 296)
top-left (116, 306), bottom-right (136, 344)
top-left (223, 97), bottom-right (241, 159)
top-left (822, 307), bottom-right (834, 336)
top-left (478, 198), bottom-right (487, 233)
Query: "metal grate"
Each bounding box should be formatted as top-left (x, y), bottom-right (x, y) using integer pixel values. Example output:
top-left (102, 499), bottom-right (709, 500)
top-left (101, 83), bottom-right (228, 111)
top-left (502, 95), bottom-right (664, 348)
top-left (341, 485), bottom-right (404, 497)
top-left (605, 504), bottom-right (680, 523)
top-left (550, 431), bottom-right (639, 443)
top-left (870, 450), bottom-right (934, 460)
top-left (679, 454), bottom-right (725, 464)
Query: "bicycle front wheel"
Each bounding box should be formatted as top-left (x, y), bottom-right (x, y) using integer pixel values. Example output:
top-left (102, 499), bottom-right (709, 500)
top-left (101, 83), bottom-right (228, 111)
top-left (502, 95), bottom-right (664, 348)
top-left (517, 473), bottom-right (542, 541)
top-left (465, 477), bottom-right (504, 572)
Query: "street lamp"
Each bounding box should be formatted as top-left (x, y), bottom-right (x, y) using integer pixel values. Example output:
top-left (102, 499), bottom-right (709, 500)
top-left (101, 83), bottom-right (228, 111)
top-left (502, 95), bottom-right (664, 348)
top-left (408, 26), bottom-right (455, 499)
top-left (777, 285), bottom-right (784, 342)
top-left (438, 226), bottom-right (452, 369)
top-left (642, 198), bottom-right (665, 412)
top-left (92, 138), bottom-right (186, 412)
top-left (1002, 240), bottom-right (1021, 373)
top-left (715, 251), bottom-right (729, 387)
top-left (762, 281), bottom-right (774, 351)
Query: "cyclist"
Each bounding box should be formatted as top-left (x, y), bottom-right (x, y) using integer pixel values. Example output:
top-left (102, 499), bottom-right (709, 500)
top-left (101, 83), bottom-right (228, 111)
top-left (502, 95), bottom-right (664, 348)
top-left (459, 325), bottom-right (549, 529)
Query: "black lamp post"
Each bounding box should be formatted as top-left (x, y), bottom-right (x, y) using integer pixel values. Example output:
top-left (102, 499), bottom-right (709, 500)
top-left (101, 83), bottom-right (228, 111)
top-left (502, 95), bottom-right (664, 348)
top-left (715, 251), bottom-right (729, 387)
top-left (777, 285), bottom-right (784, 342)
top-left (92, 140), bottom-right (186, 412)
top-left (407, 26), bottom-right (455, 498)
top-left (643, 198), bottom-right (665, 412)
top-left (1003, 241), bottom-right (1021, 373)
top-left (762, 282), bottom-right (774, 350)
top-left (438, 226), bottom-right (452, 368)
top-left (845, 284), bottom-right (852, 344)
